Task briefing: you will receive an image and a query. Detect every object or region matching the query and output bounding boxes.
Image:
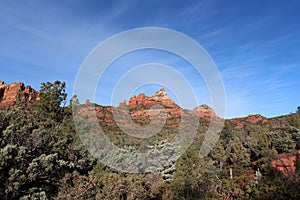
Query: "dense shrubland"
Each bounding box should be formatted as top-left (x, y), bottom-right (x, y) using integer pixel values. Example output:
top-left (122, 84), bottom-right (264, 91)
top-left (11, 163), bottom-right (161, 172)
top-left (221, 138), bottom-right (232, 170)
top-left (0, 81), bottom-right (299, 199)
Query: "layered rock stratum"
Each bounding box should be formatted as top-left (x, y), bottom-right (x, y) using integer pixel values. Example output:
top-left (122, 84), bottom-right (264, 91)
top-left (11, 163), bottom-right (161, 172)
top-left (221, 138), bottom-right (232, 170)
top-left (0, 81), bottom-right (37, 106)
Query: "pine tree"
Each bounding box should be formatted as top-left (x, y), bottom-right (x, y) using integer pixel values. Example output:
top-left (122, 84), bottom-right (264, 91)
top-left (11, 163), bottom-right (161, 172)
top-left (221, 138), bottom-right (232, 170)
top-left (33, 80), bottom-right (67, 124)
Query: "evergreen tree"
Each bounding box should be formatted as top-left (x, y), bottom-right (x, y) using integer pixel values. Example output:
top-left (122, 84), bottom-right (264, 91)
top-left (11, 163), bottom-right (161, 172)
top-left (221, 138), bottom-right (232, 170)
top-left (33, 81), bottom-right (67, 123)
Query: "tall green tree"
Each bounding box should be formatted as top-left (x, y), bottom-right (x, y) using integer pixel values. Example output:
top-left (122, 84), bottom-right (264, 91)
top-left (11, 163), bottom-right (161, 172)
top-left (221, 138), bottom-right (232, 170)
top-left (33, 80), bottom-right (67, 123)
top-left (0, 81), bottom-right (96, 199)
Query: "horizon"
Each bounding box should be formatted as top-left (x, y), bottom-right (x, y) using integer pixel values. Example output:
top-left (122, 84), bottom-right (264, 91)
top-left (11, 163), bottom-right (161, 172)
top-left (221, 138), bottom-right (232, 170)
top-left (1, 1), bottom-right (300, 118)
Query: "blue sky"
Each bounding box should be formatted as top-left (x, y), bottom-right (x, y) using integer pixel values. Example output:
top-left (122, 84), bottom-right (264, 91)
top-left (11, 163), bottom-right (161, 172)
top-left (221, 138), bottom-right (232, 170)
top-left (1, 0), bottom-right (299, 118)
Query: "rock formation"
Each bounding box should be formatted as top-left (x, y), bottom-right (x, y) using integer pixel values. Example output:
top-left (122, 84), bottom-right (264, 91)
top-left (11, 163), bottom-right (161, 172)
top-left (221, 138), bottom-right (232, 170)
top-left (193, 104), bottom-right (216, 119)
top-left (271, 154), bottom-right (296, 176)
top-left (0, 81), bottom-right (37, 106)
top-left (230, 114), bottom-right (268, 129)
top-left (127, 88), bottom-right (177, 110)
top-left (0, 83), bottom-right (220, 128)
top-left (92, 88), bottom-right (223, 130)
top-left (153, 88), bottom-right (168, 100)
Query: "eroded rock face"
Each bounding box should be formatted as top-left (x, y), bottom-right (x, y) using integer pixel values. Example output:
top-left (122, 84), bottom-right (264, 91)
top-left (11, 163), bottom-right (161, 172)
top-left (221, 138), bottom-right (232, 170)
top-left (90, 88), bottom-right (222, 131)
top-left (193, 104), bottom-right (216, 118)
top-left (153, 88), bottom-right (168, 100)
top-left (271, 155), bottom-right (296, 176)
top-left (128, 95), bottom-right (137, 109)
top-left (119, 100), bottom-right (127, 108)
top-left (230, 114), bottom-right (268, 129)
top-left (0, 81), bottom-right (37, 106)
top-left (127, 88), bottom-right (177, 110)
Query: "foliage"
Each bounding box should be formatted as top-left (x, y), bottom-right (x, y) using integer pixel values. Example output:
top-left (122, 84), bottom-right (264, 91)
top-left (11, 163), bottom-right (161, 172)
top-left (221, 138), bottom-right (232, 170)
top-left (0, 81), bottom-right (95, 199)
top-left (56, 162), bottom-right (164, 200)
top-left (33, 81), bottom-right (67, 123)
top-left (1, 81), bottom-right (300, 199)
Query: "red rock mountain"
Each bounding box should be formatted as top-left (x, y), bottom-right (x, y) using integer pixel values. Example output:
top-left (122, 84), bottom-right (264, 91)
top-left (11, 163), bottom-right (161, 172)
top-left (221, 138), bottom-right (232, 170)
top-left (0, 81), bottom-right (37, 106)
top-left (230, 114), bottom-right (269, 129)
top-left (125, 88), bottom-right (178, 110)
top-left (90, 88), bottom-right (183, 132)
top-left (193, 104), bottom-right (218, 120)
top-left (81, 88), bottom-right (221, 133)
top-left (0, 82), bottom-right (264, 130)
top-left (0, 81), bottom-right (268, 130)
top-left (0, 82), bottom-right (218, 124)
top-left (118, 88), bottom-right (217, 119)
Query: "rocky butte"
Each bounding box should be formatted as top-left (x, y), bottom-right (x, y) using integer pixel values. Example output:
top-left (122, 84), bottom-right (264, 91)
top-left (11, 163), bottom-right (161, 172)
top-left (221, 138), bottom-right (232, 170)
top-left (115, 88), bottom-right (182, 128)
top-left (0, 81), bottom-right (37, 107)
top-left (230, 114), bottom-right (269, 129)
top-left (84, 88), bottom-right (221, 130)
top-left (126, 88), bottom-right (177, 110)
top-left (193, 104), bottom-right (218, 121)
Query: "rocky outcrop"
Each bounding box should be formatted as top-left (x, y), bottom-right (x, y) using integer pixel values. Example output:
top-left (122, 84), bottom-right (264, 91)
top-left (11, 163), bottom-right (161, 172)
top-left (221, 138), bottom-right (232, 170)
top-left (127, 88), bottom-right (177, 110)
top-left (112, 89), bottom-right (180, 128)
top-left (230, 114), bottom-right (268, 129)
top-left (90, 89), bottom-right (224, 131)
top-left (153, 88), bottom-right (168, 100)
top-left (77, 88), bottom-right (286, 137)
top-left (193, 104), bottom-right (216, 119)
top-left (271, 154), bottom-right (296, 176)
top-left (0, 81), bottom-right (37, 106)
top-left (119, 100), bottom-right (127, 108)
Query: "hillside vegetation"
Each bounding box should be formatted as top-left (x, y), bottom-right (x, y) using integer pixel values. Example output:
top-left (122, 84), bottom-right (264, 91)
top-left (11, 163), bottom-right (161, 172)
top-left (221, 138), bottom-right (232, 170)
top-left (0, 81), bottom-right (300, 199)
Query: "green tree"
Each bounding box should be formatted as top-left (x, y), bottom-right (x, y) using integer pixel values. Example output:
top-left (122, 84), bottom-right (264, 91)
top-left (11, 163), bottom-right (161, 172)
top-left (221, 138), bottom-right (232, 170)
top-left (226, 137), bottom-right (251, 166)
top-left (209, 141), bottom-right (227, 170)
top-left (163, 143), bottom-right (217, 199)
top-left (269, 130), bottom-right (296, 153)
top-left (33, 81), bottom-right (67, 123)
top-left (0, 81), bottom-right (95, 199)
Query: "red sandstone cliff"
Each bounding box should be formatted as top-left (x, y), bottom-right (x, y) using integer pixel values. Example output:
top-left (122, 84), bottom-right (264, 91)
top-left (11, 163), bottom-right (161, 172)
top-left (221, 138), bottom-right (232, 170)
top-left (0, 81), bottom-right (37, 107)
top-left (193, 104), bottom-right (218, 120)
top-left (230, 114), bottom-right (269, 129)
top-left (271, 154), bottom-right (296, 176)
top-left (126, 88), bottom-right (178, 110)
top-left (87, 88), bottom-right (223, 131)
top-left (0, 81), bottom-right (267, 131)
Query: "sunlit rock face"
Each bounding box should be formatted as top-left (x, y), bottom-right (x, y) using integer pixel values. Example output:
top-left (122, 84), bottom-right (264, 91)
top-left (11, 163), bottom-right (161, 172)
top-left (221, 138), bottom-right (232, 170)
top-left (0, 81), bottom-right (37, 106)
top-left (230, 114), bottom-right (268, 129)
top-left (127, 88), bottom-right (177, 110)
